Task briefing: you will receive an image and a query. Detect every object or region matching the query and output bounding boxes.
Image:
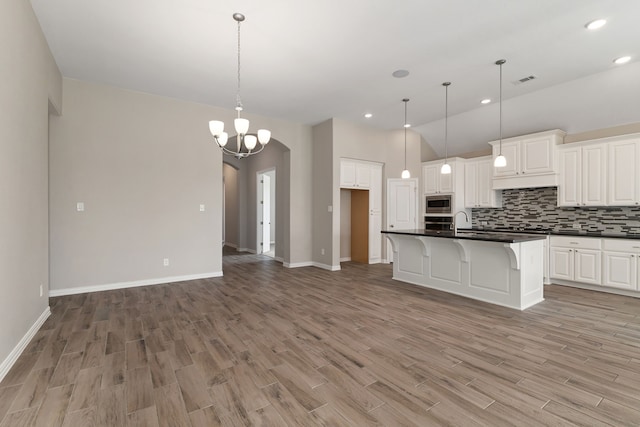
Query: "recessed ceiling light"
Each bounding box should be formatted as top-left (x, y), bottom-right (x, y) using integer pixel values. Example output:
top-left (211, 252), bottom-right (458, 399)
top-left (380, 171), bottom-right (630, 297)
top-left (364, 113), bottom-right (373, 118)
top-left (481, 98), bottom-right (491, 104)
top-left (614, 56), bottom-right (631, 65)
top-left (392, 69), bottom-right (410, 78)
top-left (585, 19), bottom-right (606, 30)
top-left (404, 124), bottom-right (411, 128)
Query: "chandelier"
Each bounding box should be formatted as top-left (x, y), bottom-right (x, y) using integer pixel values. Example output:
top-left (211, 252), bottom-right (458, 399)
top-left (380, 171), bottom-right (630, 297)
top-left (209, 13), bottom-right (271, 159)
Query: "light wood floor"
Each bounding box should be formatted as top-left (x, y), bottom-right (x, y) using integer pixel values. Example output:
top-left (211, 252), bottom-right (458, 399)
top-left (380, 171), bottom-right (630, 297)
top-left (2, 251), bottom-right (640, 426)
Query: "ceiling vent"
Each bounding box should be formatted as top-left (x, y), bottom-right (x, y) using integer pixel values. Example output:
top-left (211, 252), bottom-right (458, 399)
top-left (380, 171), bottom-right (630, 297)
top-left (512, 75), bottom-right (537, 85)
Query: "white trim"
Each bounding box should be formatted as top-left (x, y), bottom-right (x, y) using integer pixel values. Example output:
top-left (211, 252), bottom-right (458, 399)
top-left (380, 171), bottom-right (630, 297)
top-left (284, 261), bottom-right (341, 271)
top-left (49, 272), bottom-right (223, 297)
top-left (274, 256), bottom-right (284, 263)
top-left (340, 257), bottom-right (352, 262)
top-left (224, 242), bottom-right (238, 249)
top-left (284, 261), bottom-right (314, 268)
top-left (0, 306), bottom-right (51, 383)
top-left (237, 248), bottom-right (256, 254)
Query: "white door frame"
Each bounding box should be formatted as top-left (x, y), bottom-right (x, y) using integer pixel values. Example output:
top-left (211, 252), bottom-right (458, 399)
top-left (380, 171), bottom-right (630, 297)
top-left (256, 168), bottom-right (276, 255)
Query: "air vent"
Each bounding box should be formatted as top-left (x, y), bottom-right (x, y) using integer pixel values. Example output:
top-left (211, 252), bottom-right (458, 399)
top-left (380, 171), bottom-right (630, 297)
top-left (512, 75), bottom-right (537, 85)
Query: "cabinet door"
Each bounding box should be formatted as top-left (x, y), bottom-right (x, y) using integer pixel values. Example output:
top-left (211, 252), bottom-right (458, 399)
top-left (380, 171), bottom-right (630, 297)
top-left (608, 139), bottom-right (639, 206)
top-left (558, 148), bottom-right (581, 207)
top-left (439, 162), bottom-right (453, 193)
top-left (423, 164), bottom-right (439, 194)
top-left (355, 163), bottom-right (371, 188)
top-left (574, 249), bottom-right (602, 285)
top-left (493, 141), bottom-right (519, 177)
top-left (477, 160), bottom-right (494, 207)
top-left (550, 247), bottom-right (573, 280)
top-left (582, 144), bottom-right (607, 206)
top-left (522, 136), bottom-right (554, 175)
top-left (464, 162), bottom-right (478, 208)
top-left (603, 252), bottom-right (637, 290)
top-left (340, 160), bottom-right (356, 188)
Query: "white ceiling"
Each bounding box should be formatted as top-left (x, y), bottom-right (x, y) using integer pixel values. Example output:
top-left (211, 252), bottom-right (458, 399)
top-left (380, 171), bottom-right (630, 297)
top-left (30, 0), bottom-right (640, 156)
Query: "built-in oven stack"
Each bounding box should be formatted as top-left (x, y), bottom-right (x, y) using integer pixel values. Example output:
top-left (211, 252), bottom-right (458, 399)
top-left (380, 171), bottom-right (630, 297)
top-left (424, 194), bottom-right (470, 230)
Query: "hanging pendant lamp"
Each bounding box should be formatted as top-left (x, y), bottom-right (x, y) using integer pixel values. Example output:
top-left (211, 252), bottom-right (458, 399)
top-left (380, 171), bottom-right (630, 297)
top-left (401, 99), bottom-right (411, 179)
top-left (440, 82), bottom-right (452, 174)
top-left (494, 59), bottom-right (507, 168)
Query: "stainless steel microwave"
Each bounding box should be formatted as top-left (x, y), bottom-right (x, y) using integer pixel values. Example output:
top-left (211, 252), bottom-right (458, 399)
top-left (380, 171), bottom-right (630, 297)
top-left (425, 195), bottom-right (452, 214)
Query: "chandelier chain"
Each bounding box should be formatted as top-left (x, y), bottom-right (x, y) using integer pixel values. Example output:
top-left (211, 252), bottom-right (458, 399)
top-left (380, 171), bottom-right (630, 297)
top-left (236, 18), bottom-right (243, 112)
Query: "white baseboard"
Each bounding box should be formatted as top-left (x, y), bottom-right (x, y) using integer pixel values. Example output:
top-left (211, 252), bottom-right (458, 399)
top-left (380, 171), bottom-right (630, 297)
top-left (284, 261), bottom-right (314, 268)
top-left (49, 272), bottom-right (223, 297)
top-left (237, 248), bottom-right (257, 254)
top-left (340, 257), bottom-right (352, 262)
top-left (274, 256), bottom-right (284, 263)
top-left (283, 261), bottom-right (341, 271)
top-left (0, 306), bottom-right (51, 383)
top-left (224, 243), bottom-right (238, 249)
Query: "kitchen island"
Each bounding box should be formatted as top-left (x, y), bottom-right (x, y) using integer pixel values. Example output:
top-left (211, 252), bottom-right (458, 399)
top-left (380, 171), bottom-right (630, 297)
top-left (382, 229), bottom-right (547, 310)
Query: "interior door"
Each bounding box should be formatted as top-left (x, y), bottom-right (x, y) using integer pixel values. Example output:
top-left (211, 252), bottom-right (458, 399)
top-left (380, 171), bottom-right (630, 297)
top-left (261, 174), bottom-right (271, 253)
top-left (386, 178), bottom-right (418, 262)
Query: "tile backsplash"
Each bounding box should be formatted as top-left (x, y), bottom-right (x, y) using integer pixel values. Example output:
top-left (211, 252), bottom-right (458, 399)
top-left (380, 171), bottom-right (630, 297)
top-left (472, 187), bottom-right (640, 235)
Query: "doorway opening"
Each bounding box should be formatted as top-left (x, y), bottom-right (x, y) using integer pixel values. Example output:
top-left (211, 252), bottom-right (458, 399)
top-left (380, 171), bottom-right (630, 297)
top-left (257, 168), bottom-right (276, 257)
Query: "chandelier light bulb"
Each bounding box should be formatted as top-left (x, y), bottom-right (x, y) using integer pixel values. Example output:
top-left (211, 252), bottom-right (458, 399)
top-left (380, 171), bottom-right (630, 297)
top-left (257, 129), bottom-right (271, 145)
top-left (209, 120), bottom-right (224, 136)
top-left (441, 163), bottom-right (451, 174)
top-left (217, 132), bottom-right (229, 147)
top-left (244, 134), bottom-right (257, 150)
top-left (401, 169), bottom-right (411, 179)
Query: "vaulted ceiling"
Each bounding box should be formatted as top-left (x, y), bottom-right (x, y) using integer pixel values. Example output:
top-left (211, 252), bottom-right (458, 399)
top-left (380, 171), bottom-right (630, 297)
top-left (31, 0), bottom-right (640, 156)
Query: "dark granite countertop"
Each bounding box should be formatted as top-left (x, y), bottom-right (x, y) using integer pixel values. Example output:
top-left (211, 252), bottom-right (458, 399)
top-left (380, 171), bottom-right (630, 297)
top-left (470, 227), bottom-right (640, 240)
top-left (381, 229), bottom-right (546, 243)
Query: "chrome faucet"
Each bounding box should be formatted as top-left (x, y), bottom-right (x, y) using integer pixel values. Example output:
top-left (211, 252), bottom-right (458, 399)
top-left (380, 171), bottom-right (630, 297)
top-left (452, 210), bottom-right (469, 230)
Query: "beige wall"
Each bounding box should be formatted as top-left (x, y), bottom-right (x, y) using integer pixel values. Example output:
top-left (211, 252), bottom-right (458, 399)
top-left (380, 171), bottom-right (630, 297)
top-left (49, 78), bottom-right (313, 292)
top-left (311, 118), bottom-right (421, 268)
top-left (0, 0), bottom-right (61, 372)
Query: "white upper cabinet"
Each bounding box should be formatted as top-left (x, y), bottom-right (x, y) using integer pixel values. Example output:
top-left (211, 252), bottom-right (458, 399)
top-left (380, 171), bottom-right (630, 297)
top-left (608, 137), bottom-right (640, 206)
top-left (464, 156), bottom-right (502, 208)
top-left (422, 160), bottom-right (454, 194)
top-left (558, 142), bottom-right (606, 207)
top-left (340, 159), bottom-right (371, 189)
top-left (489, 129), bottom-right (565, 190)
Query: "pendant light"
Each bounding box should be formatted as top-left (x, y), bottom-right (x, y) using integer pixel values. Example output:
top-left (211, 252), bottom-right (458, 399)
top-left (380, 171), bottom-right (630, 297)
top-left (440, 82), bottom-right (452, 174)
top-left (401, 98), bottom-right (411, 179)
top-left (494, 59), bottom-right (507, 168)
top-left (209, 13), bottom-right (271, 159)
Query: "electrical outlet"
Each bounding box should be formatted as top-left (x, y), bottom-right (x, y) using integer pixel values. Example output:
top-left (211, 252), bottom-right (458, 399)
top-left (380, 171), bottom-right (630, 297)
top-left (163, 258), bottom-right (169, 266)
top-left (572, 223), bottom-right (581, 229)
top-left (321, 248), bottom-right (325, 255)
top-left (76, 202), bottom-right (85, 212)
top-left (199, 204), bottom-right (205, 212)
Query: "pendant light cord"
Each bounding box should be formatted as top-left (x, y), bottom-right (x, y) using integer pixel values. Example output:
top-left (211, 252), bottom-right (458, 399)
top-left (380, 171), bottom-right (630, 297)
top-left (403, 99), bottom-right (408, 171)
top-left (443, 82), bottom-right (450, 162)
top-left (499, 61), bottom-right (502, 153)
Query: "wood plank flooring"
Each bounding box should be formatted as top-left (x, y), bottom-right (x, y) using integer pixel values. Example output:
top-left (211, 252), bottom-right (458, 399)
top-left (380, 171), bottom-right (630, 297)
top-left (2, 249), bottom-right (640, 426)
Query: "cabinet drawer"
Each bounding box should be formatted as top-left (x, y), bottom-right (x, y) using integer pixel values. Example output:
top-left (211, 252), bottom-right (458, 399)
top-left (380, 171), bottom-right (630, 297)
top-left (550, 236), bottom-right (601, 250)
top-left (603, 239), bottom-right (640, 252)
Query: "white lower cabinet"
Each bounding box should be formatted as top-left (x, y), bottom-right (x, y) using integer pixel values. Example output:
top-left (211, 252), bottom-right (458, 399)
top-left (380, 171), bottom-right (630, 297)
top-left (550, 236), bottom-right (601, 286)
top-left (603, 239), bottom-right (640, 291)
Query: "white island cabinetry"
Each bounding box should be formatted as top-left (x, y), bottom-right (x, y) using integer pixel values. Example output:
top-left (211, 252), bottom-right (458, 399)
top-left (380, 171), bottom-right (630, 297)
top-left (383, 231), bottom-right (545, 310)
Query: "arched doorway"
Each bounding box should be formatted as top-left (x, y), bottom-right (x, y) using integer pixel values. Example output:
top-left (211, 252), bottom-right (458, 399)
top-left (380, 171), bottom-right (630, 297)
top-left (221, 139), bottom-right (290, 265)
